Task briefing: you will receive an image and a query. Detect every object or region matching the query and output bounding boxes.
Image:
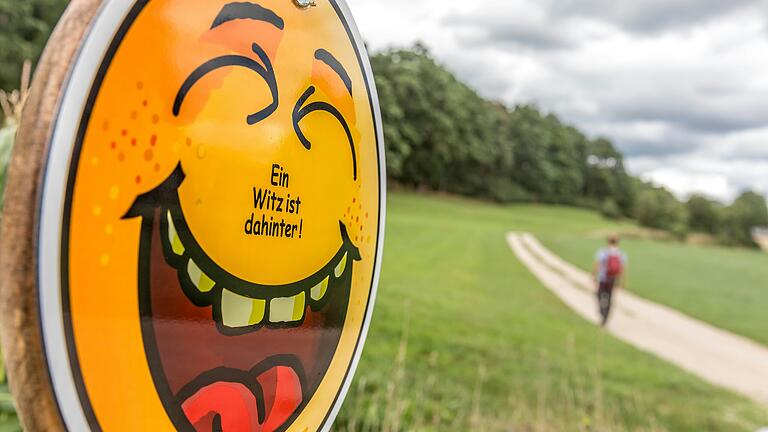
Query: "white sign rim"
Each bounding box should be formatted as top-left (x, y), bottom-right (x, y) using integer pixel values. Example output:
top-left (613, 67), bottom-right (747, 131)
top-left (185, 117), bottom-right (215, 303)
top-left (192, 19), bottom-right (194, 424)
top-left (39, 1), bottom-right (138, 430)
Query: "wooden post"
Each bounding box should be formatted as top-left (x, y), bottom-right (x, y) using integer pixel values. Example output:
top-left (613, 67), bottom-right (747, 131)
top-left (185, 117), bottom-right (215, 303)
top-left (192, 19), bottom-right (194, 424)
top-left (0, 1), bottom-right (101, 430)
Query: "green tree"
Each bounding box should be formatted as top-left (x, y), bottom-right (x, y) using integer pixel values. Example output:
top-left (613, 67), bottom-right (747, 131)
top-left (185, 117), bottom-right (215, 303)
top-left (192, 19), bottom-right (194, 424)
top-left (371, 46), bottom-right (513, 200)
top-left (635, 184), bottom-right (689, 237)
top-left (583, 138), bottom-right (635, 216)
top-left (0, 0), bottom-right (68, 91)
top-left (543, 120), bottom-right (588, 203)
top-left (686, 194), bottom-right (723, 234)
top-left (371, 45), bottom-right (638, 208)
top-left (505, 105), bottom-right (554, 200)
top-left (722, 191), bottom-right (768, 247)
top-left (600, 198), bottom-right (622, 219)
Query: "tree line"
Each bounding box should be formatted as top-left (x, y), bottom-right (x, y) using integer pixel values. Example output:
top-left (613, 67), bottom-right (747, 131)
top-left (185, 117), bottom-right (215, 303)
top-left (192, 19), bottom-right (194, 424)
top-left (371, 45), bottom-right (768, 247)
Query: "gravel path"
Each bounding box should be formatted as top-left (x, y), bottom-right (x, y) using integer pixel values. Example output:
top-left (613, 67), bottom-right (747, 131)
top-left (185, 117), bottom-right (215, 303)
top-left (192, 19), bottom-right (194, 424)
top-left (507, 232), bottom-right (768, 406)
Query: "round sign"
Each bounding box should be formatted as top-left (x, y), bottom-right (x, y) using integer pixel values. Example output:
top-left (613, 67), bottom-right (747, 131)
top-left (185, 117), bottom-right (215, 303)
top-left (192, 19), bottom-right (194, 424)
top-left (1, 1), bottom-right (385, 431)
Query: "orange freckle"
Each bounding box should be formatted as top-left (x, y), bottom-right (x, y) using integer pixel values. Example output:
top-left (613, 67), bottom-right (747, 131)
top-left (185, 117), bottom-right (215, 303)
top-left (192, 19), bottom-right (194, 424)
top-left (144, 149), bottom-right (154, 162)
top-left (121, 129), bottom-right (128, 137)
top-left (186, 138), bottom-right (192, 147)
top-left (130, 110), bottom-right (138, 120)
top-left (110, 141), bottom-right (116, 150)
top-left (131, 138), bottom-right (137, 146)
top-left (154, 163), bottom-right (161, 172)
top-left (150, 135), bottom-right (157, 146)
top-left (352, 198), bottom-right (356, 203)
top-left (152, 114), bottom-right (159, 124)
top-left (347, 207), bottom-right (350, 213)
top-left (135, 176), bottom-right (142, 184)
top-left (136, 81), bottom-right (143, 90)
top-left (118, 152), bottom-right (125, 162)
top-left (356, 216), bottom-right (359, 222)
top-left (102, 121), bottom-right (109, 131)
top-left (365, 212), bottom-right (369, 218)
top-left (142, 100), bottom-right (148, 107)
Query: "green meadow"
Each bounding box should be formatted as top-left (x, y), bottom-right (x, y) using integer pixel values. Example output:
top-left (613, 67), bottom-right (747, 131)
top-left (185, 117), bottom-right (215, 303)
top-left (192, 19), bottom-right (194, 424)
top-left (335, 192), bottom-right (768, 431)
top-left (1, 192), bottom-right (767, 431)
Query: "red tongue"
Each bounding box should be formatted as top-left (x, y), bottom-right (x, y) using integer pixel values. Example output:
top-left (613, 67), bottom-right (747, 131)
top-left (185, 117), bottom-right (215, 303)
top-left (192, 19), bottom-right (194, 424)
top-left (181, 366), bottom-right (303, 432)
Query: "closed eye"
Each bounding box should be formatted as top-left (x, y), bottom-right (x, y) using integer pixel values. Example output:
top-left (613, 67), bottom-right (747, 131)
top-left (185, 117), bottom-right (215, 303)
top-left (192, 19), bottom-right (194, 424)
top-left (173, 43), bottom-right (278, 125)
top-left (292, 86), bottom-right (357, 181)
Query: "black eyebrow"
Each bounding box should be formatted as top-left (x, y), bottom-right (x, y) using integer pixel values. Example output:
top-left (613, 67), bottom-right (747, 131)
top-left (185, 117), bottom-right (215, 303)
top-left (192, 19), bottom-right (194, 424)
top-left (314, 49), bottom-right (352, 96)
top-left (173, 43), bottom-right (279, 125)
top-left (211, 2), bottom-right (285, 30)
top-left (293, 86), bottom-right (357, 180)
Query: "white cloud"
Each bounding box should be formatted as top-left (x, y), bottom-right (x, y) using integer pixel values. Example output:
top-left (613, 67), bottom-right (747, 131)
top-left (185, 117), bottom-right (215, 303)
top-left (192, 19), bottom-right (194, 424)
top-left (549, 0), bottom-right (761, 34)
top-left (347, 0), bottom-right (768, 202)
top-left (630, 152), bottom-right (768, 202)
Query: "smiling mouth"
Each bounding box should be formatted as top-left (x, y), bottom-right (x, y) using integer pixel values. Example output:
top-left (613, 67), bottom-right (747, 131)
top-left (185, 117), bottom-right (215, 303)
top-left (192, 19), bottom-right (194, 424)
top-left (125, 164), bottom-right (361, 431)
top-left (162, 194), bottom-right (360, 335)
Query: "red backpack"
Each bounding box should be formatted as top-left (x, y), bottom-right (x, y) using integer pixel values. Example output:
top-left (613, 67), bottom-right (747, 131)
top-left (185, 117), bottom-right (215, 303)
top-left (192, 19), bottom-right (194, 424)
top-left (605, 252), bottom-right (623, 280)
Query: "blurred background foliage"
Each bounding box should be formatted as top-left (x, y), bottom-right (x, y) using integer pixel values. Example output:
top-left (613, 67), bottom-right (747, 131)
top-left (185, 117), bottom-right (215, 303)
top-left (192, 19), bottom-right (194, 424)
top-left (0, 0), bottom-right (68, 94)
top-left (371, 46), bottom-right (768, 246)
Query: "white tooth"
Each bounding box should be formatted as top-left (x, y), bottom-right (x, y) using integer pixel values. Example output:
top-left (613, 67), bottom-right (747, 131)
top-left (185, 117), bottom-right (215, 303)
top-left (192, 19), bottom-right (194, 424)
top-left (269, 292), bottom-right (306, 323)
top-left (187, 260), bottom-right (215, 293)
top-left (166, 211), bottom-right (185, 256)
top-left (221, 289), bottom-right (265, 328)
top-left (311, 277), bottom-right (329, 301)
top-left (334, 253), bottom-right (348, 278)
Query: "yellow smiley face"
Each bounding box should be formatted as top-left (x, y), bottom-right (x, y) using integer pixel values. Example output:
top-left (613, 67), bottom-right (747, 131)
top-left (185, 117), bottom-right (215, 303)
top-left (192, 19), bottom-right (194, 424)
top-left (60, 1), bottom-right (382, 430)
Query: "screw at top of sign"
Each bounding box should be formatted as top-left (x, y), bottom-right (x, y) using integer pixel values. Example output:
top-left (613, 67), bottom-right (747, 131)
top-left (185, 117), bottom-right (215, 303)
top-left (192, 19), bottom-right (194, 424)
top-left (294, 0), bottom-right (316, 8)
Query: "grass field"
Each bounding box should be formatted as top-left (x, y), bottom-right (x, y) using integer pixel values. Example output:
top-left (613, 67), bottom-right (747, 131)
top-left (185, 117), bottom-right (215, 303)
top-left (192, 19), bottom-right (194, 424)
top-left (540, 231), bottom-right (768, 347)
top-left (334, 192), bottom-right (768, 431)
top-left (1, 193), bottom-right (766, 431)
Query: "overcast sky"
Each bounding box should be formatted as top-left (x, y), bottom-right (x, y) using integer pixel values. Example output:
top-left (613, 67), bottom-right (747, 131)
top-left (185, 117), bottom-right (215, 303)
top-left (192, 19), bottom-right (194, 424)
top-left (347, 0), bottom-right (768, 202)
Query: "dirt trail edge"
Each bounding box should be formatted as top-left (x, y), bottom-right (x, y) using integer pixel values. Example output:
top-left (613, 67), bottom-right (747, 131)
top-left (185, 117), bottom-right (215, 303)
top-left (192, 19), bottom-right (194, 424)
top-left (507, 232), bottom-right (768, 406)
